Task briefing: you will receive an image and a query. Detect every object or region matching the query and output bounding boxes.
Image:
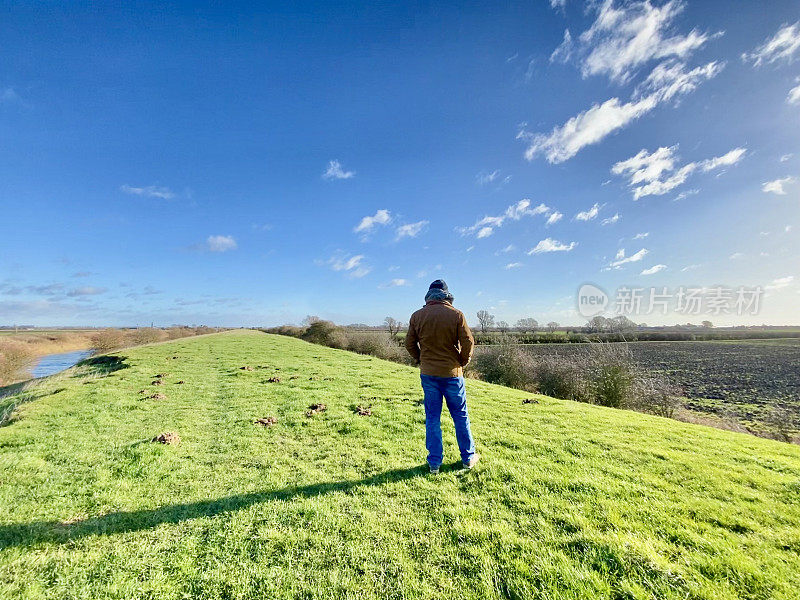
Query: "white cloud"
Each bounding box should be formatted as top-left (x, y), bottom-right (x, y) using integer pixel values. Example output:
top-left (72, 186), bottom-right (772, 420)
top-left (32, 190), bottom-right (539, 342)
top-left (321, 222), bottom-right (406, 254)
top-left (528, 238), bottom-right (577, 254)
top-left (601, 213), bottom-right (620, 225)
top-left (681, 263), bottom-right (700, 271)
top-left (673, 188), bottom-right (699, 201)
top-left (522, 56), bottom-right (722, 163)
top-left (206, 235), bottom-right (237, 252)
top-left (322, 160), bottom-right (355, 180)
top-left (640, 264), bottom-right (667, 275)
top-left (742, 22), bottom-right (800, 67)
top-left (700, 147), bottom-right (747, 171)
top-left (497, 244), bottom-right (515, 254)
top-left (609, 247), bottom-right (648, 268)
top-left (633, 232), bottom-right (649, 239)
top-left (520, 95), bottom-right (657, 163)
top-left (354, 209), bottom-right (391, 233)
top-left (459, 199), bottom-right (551, 238)
top-left (1, 87), bottom-right (21, 103)
top-left (476, 170), bottom-right (500, 185)
top-left (557, 0), bottom-right (716, 83)
top-left (762, 176), bottom-right (797, 195)
top-left (765, 276), bottom-right (794, 290)
top-left (729, 252), bottom-right (744, 260)
top-left (635, 60), bottom-right (724, 103)
top-left (551, 29), bottom-right (573, 63)
top-left (385, 278), bottom-right (409, 287)
top-left (546, 211), bottom-right (563, 225)
top-left (575, 202), bottom-right (602, 221)
top-left (327, 252), bottom-right (371, 278)
top-left (612, 145), bottom-right (745, 199)
top-left (550, 0), bottom-right (566, 9)
top-left (781, 153), bottom-right (794, 162)
top-left (396, 220), bottom-right (429, 240)
top-left (504, 262), bottom-right (523, 269)
top-left (120, 184), bottom-right (175, 200)
top-left (789, 83), bottom-right (800, 105)
top-left (66, 286), bottom-right (107, 297)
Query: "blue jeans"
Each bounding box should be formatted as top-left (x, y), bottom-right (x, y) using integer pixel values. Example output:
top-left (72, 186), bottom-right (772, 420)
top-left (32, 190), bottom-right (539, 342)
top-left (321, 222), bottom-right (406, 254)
top-left (420, 374), bottom-right (476, 468)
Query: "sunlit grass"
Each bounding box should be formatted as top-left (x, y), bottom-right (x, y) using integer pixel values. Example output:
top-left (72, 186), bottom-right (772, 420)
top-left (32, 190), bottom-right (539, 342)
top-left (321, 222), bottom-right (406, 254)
top-left (1, 330), bottom-right (799, 599)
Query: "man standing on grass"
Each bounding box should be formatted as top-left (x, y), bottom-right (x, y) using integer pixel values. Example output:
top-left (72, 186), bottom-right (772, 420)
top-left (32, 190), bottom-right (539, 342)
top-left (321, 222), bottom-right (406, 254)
top-left (405, 280), bottom-right (479, 474)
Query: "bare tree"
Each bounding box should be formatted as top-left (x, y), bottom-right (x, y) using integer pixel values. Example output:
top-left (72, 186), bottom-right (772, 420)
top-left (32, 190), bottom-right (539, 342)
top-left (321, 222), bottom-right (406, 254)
top-left (701, 320), bottom-right (713, 328)
top-left (302, 315), bottom-right (322, 326)
top-left (586, 316), bottom-right (608, 333)
top-left (546, 321), bottom-right (559, 333)
top-left (384, 317), bottom-right (403, 339)
top-left (476, 310), bottom-right (495, 334)
top-left (497, 320), bottom-right (509, 334)
top-left (516, 318), bottom-right (538, 333)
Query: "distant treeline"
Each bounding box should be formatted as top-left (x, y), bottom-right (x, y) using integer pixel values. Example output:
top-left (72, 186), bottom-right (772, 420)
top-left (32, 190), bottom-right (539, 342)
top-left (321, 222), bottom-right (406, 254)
top-left (471, 329), bottom-right (800, 345)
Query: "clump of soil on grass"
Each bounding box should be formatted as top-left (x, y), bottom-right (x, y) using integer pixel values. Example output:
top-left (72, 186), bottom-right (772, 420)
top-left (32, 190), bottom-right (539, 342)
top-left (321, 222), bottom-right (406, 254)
top-left (240, 366), bottom-right (254, 371)
top-left (149, 393), bottom-right (167, 400)
top-left (266, 376), bottom-right (281, 383)
top-left (522, 398), bottom-right (539, 404)
top-left (171, 356), bottom-right (179, 360)
top-left (151, 379), bottom-right (164, 386)
top-left (355, 406), bottom-right (373, 416)
top-left (306, 403), bottom-right (327, 417)
top-left (154, 373), bottom-right (169, 379)
top-left (152, 432), bottom-right (180, 445)
top-left (255, 416), bottom-right (278, 427)
top-left (138, 389), bottom-right (148, 394)
top-left (175, 380), bottom-right (185, 384)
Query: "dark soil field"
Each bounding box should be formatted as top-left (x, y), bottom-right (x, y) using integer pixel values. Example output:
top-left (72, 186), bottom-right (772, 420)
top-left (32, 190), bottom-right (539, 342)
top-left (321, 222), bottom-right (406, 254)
top-left (519, 339), bottom-right (800, 436)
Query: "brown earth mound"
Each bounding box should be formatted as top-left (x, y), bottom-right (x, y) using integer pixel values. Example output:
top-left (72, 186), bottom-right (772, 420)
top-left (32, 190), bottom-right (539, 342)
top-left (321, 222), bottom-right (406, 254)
top-left (267, 376), bottom-right (281, 383)
top-left (255, 416), bottom-right (278, 427)
top-left (149, 393), bottom-right (167, 400)
top-left (355, 406), bottom-right (373, 416)
top-left (151, 379), bottom-right (164, 386)
top-left (240, 366), bottom-right (254, 371)
top-left (306, 403), bottom-right (327, 417)
top-left (152, 432), bottom-right (180, 445)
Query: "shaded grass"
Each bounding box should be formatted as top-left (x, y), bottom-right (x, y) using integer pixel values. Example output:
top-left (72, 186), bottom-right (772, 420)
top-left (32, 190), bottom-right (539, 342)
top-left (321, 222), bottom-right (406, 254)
top-left (0, 331), bottom-right (799, 599)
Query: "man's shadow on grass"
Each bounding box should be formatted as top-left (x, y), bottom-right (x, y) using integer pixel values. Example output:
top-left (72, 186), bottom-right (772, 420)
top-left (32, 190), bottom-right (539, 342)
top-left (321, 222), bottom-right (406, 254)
top-left (0, 462), bottom-right (463, 549)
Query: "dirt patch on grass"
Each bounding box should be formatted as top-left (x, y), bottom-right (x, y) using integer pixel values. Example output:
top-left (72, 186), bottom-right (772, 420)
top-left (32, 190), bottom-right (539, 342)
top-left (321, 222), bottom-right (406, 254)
top-left (149, 393), bottom-right (167, 400)
top-left (152, 432), bottom-right (180, 445)
top-left (266, 376), bottom-right (281, 383)
top-left (151, 379), bottom-right (164, 386)
top-left (354, 406), bottom-right (373, 416)
top-left (175, 380), bottom-right (185, 384)
top-left (240, 366), bottom-right (254, 371)
top-left (306, 403), bottom-right (327, 417)
top-left (522, 398), bottom-right (539, 404)
top-left (255, 416), bottom-right (278, 427)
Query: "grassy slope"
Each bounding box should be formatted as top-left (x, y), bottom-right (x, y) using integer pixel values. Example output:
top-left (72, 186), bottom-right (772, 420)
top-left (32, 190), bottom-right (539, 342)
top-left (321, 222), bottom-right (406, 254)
top-left (0, 331), bottom-right (799, 600)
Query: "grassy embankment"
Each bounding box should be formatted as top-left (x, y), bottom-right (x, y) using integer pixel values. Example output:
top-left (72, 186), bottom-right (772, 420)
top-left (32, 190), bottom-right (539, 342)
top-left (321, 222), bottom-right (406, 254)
top-left (1, 330), bottom-right (799, 599)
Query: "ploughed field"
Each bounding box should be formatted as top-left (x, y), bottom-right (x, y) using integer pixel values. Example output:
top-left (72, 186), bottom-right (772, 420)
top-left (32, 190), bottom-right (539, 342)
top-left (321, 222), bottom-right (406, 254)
top-left (1, 331), bottom-right (800, 599)
top-left (519, 339), bottom-right (800, 433)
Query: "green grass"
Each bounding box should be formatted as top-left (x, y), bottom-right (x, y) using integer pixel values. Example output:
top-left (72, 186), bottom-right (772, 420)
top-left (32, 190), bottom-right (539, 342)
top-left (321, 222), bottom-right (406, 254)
top-left (1, 331), bottom-right (799, 599)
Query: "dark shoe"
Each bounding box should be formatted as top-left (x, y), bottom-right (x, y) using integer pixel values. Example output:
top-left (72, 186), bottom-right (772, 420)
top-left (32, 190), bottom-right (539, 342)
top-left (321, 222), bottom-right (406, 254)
top-left (463, 454), bottom-right (480, 470)
top-left (429, 465), bottom-right (440, 474)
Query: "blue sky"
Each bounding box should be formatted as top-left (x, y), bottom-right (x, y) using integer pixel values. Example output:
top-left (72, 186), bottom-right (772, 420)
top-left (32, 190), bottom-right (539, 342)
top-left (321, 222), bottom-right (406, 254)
top-left (1, 0), bottom-right (799, 327)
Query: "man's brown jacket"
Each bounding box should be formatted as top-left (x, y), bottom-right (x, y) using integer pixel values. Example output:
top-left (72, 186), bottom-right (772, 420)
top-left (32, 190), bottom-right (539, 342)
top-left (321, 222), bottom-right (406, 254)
top-left (405, 300), bottom-right (475, 377)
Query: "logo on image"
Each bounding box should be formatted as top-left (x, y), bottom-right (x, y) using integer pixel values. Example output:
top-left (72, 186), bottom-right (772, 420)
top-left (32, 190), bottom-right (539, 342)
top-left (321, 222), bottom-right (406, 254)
top-left (576, 283), bottom-right (609, 318)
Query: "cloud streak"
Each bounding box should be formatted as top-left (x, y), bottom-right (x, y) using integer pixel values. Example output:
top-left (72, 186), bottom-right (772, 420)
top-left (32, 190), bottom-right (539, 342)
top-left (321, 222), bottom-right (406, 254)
top-left (120, 184), bottom-right (175, 200)
top-left (323, 160), bottom-right (355, 180)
